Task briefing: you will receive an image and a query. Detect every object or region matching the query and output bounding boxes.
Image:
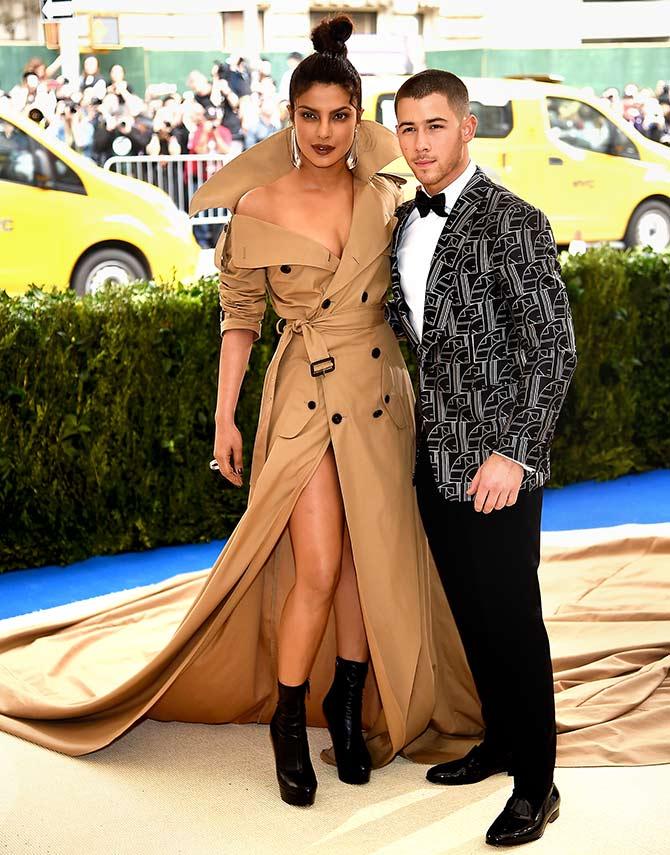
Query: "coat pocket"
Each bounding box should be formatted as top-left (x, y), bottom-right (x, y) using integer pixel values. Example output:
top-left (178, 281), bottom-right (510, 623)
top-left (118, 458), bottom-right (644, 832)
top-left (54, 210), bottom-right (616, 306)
top-left (381, 358), bottom-right (408, 429)
top-left (274, 359), bottom-right (320, 439)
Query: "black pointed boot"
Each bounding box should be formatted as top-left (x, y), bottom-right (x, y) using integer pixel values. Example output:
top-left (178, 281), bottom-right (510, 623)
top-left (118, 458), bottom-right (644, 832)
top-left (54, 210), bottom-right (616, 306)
top-left (322, 656), bottom-right (372, 785)
top-left (270, 680), bottom-right (317, 807)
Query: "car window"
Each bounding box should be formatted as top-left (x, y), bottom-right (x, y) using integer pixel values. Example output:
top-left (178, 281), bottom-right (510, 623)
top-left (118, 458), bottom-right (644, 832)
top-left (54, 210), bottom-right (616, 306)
top-left (47, 147), bottom-right (86, 194)
top-left (469, 101), bottom-right (513, 138)
top-left (0, 118), bottom-right (36, 185)
top-left (375, 94), bottom-right (513, 138)
top-left (547, 97), bottom-right (639, 159)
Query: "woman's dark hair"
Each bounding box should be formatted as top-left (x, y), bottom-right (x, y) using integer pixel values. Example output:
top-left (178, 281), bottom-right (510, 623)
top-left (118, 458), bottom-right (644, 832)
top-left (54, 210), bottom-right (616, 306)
top-left (289, 16), bottom-right (362, 110)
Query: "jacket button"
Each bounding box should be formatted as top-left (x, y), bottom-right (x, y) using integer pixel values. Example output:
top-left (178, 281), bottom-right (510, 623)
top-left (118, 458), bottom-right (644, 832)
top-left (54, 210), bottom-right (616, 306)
top-left (307, 400), bottom-right (316, 410)
top-left (322, 298), bottom-right (331, 309)
top-left (361, 291), bottom-right (368, 302)
top-left (384, 394), bottom-right (390, 403)
top-left (332, 413), bottom-right (342, 424)
top-left (373, 409), bottom-right (383, 418)
top-left (280, 264), bottom-right (291, 274)
top-left (371, 347), bottom-right (381, 358)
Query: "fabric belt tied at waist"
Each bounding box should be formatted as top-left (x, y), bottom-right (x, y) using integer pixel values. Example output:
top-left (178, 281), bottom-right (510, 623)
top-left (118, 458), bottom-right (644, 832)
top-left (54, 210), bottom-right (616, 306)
top-left (249, 305), bottom-right (385, 492)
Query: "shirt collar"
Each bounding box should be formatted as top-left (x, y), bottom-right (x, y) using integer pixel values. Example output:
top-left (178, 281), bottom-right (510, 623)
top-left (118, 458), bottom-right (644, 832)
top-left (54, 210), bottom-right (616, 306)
top-left (420, 159), bottom-right (477, 212)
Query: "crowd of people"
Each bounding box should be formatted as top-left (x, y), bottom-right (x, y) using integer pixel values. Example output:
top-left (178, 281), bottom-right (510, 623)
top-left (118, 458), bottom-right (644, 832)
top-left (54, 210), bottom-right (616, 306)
top-left (600, 80), bottom-right (670, 145)
top-left (1, 54), bottom-right (668, 202)
top-left (2, 53), bottom-right (669, 160)
top-left (0, 52), bottom-right (305, 166)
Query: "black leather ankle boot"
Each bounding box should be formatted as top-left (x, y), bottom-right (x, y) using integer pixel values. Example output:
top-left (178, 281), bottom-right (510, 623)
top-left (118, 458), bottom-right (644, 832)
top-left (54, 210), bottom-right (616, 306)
top-left (270, 680), bottom-right (317, 807)
top-left (322, 656), bottom-right (372, 785)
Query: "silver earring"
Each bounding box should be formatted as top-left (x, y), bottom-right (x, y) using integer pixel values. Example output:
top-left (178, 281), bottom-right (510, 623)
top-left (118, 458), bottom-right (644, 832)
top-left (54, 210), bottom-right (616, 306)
top-left (290, 126), bottom-right (301, 168)
top-left (346, 128), bottom-right (359, 170)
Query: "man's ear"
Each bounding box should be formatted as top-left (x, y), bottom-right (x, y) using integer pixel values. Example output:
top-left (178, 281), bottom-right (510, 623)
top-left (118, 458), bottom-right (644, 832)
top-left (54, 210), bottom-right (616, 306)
top-left (462, 113), bottom-right (477, 142)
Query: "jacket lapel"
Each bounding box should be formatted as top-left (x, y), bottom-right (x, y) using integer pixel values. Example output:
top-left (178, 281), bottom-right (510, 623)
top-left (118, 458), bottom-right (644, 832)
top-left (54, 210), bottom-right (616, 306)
top-left (419, 168), bottom-right (491, 358)
top-left (390, 201), bottom-right (420, 349)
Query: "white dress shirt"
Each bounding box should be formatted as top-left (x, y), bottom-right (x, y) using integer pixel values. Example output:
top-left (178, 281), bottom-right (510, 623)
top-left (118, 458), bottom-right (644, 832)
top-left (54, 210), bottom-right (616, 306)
top-left (397, 160), bottom-right (533, 474)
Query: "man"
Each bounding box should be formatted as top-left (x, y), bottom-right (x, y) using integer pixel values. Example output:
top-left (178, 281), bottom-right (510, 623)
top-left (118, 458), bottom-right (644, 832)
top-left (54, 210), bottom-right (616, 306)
top-left (79, 55), bottom-right (107, 102)
top-left (388, 70), bottom-right (577, 847)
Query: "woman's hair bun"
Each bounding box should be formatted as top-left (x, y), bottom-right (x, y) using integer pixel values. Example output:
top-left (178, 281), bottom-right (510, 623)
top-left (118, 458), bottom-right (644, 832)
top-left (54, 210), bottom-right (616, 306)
top-left (311, 15), bottom-right (353, 59)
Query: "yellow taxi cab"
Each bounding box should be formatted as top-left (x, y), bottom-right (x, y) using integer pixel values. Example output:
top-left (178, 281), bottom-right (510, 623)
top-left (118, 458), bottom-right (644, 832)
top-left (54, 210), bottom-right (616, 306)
top-left (363, 75), bottom-right (670, 251)
top-left (0, 105), bottom-right (200, 296)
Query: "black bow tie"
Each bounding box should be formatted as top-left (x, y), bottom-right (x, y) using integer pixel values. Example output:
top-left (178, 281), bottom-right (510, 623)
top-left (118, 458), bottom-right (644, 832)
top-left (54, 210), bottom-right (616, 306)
top-left (415, 188), bottom-right (447, 218)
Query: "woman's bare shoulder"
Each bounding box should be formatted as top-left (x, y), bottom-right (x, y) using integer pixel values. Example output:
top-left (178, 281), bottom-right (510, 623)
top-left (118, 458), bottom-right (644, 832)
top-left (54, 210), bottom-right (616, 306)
top-left (235, 174), bottom-right (295, 224)
top-left (235, 186), bottom-right (274, 219)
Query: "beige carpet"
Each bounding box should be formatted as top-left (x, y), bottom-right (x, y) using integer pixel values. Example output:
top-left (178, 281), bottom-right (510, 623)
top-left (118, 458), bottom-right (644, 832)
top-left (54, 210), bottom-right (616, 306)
top-left (1, 524), bottom-right (669, 855)
top-left (1, 719), bottom-right (669, 855)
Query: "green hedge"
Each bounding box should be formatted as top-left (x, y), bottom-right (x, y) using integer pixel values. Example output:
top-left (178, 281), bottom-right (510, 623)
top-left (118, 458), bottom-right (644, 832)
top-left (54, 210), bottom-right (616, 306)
top-left (1, 246), bottom-right (668, 572)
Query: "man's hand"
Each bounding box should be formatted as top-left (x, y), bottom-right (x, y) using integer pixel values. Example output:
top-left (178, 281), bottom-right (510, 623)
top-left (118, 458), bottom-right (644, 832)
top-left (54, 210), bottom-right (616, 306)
top-left (466, 454), bottom-right (524, 513)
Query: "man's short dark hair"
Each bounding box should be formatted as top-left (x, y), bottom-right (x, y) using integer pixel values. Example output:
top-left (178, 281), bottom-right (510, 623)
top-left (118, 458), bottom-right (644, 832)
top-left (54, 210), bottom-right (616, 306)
top-left (395, 69), bottom-right (470, 119)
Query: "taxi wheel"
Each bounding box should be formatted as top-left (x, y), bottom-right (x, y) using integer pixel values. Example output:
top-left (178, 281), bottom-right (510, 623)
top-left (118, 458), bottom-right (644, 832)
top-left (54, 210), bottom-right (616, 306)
top-left (71, 248), bottom-right (148, 296)
top-left (624, 200), bottom-right (670, 253)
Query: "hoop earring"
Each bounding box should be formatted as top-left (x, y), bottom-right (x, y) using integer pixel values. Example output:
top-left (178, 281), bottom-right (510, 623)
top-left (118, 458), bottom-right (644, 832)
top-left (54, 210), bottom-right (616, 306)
top-left (290, 126), bottom-right (301, 169)
top-left (346, 127), bottom-right (359, 171)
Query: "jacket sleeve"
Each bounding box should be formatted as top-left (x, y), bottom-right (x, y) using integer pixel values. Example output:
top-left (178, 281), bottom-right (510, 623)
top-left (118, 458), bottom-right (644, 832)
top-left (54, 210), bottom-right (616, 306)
top-left (487, 206), bottom-right (578, 470)
top-left (214, 221), bottom-right (267, 340)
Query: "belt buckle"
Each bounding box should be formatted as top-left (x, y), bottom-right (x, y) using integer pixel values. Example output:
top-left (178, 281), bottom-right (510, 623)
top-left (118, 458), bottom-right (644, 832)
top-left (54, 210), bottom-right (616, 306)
top-left (310, 356), bottom-right (335, 377)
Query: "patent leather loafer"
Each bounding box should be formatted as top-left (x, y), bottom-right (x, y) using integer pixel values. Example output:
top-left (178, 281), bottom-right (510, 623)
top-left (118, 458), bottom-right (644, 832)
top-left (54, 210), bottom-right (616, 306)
top-left (426, 744), bottom-right (511, 785)
top-left (486, 784), bottom-right (560, 847)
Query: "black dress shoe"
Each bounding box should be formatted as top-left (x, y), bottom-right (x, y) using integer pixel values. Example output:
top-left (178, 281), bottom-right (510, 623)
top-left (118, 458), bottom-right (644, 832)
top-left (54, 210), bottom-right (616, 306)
top-left (486, 784), bottom-right (560, 847)
top-left (270, 680), bottom-right (317, 807)
top-left (322, 656), bottom-right (372, 785)
top-left (426, 744), bottom-right (511, 785)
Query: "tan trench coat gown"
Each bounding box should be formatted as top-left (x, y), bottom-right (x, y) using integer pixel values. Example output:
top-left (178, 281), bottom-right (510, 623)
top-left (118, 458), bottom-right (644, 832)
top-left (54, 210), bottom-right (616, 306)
top-left (0, 122), bottom-right (484, 765)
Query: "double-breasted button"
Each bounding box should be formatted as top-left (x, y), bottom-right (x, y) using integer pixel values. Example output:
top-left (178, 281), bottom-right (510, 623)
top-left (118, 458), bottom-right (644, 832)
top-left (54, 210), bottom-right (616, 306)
top-left (322, 298), bottom-right (331, 309)
top-left (332, 413), bottom-right (342, 424)
top-left (361, 291), bottom-right (368, 303)
top-left (280, 264), bottom-right (291, 274)
top-left (371, 347), bottom-right (381, 359)
top-left (373, 409), bottom-right (383, 418)
top-left (384, 394), bottom-right (390, 403)
top-left (307, 400), bottom-right (316, 410)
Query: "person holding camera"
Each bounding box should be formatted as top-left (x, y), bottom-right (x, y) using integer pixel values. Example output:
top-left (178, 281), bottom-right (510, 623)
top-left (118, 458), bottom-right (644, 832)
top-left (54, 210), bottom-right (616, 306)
top-left (48, 98), bottom-right (94, 157)
top-left (146, 106), bottom-right (184, 157)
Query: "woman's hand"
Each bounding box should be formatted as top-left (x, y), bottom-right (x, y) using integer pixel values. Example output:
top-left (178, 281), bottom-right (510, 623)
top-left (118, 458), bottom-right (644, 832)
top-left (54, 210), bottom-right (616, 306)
top-left (213, 421), bottom-right (244, 486)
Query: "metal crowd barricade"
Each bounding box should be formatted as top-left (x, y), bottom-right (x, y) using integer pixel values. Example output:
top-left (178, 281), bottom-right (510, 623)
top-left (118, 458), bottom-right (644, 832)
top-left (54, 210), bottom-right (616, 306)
top-left (103, 153), bottom-right (234, 224)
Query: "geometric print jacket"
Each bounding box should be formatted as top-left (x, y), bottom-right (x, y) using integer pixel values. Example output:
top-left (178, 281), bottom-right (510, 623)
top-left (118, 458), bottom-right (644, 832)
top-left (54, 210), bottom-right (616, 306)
top-left (387, 167), bottom-right (578, 502)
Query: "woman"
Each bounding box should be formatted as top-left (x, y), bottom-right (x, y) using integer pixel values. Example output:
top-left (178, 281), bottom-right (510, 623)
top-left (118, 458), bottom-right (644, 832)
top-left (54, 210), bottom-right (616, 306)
top-left (0, 18), bottom-right (481, 807)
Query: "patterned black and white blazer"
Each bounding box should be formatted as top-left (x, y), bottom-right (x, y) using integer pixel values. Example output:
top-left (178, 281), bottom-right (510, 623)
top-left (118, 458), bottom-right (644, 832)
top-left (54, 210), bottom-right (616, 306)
top-left (387, 167), bottom-right (578, 502)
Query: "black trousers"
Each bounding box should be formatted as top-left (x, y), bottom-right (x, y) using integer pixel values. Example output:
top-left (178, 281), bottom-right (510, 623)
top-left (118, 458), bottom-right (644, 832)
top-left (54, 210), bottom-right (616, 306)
top-left (415, 438), bottom-right (556, 800)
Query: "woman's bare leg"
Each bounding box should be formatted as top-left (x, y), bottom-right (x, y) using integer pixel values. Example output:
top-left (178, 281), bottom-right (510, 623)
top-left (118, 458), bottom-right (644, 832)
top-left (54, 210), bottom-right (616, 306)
top-left (277, 444), bottom-right (345, 686)
top-left (333, 526), bottom-right (369, 662)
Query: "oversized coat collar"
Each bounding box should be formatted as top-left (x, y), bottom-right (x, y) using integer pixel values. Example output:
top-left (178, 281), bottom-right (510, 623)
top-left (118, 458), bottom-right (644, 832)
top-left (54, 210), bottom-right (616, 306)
top-left (189, 119), bottom-right (401, 215)
top-left (191, 121), bottom-right (402, 297)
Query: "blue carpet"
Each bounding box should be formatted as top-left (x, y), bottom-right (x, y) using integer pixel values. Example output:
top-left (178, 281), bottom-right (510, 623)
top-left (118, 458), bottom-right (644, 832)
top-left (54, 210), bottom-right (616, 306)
top-left (0, 541), bottom-right (227, 621)
top-left (0, 470), bottom-right (668, 621)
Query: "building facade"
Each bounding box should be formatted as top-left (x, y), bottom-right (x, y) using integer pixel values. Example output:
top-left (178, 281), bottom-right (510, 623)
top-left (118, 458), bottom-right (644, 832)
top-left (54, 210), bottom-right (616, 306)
top-left (1, 1), bottom-right (668, 94)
